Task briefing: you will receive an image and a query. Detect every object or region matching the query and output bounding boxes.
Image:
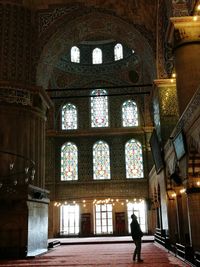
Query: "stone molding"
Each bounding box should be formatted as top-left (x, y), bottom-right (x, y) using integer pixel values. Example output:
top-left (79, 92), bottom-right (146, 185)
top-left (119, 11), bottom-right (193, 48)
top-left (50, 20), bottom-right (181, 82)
top-left (0, 81), bottom-right (53, 111)
top-left (163, 86), bottom-right (200, 184)
top-left (36, 10), bottom-right (155, 89)
top-left (167, 16), bottom-right (200, 47)
top-left (54, 179), bottom-right (148, 200)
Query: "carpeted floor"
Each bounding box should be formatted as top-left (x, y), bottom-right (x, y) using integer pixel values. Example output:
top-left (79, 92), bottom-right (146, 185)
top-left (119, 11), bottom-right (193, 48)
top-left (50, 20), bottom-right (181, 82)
top-left (0, 242), bottom-right (192, 267)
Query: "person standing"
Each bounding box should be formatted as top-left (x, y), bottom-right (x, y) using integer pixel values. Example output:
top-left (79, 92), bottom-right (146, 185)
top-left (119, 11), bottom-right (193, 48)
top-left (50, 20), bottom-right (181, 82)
top-left (130, 213), bottom-right (144, 262)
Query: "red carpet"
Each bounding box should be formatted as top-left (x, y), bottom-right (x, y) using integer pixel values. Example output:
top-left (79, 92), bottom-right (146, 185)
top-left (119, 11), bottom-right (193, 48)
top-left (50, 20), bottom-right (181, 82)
top-left (0, 243), bottom-right (191, 266)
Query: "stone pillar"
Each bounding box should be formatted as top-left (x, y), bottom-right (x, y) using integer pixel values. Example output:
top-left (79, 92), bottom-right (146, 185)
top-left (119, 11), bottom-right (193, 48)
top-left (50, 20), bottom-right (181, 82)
top-left (0, 2), bottom-right (52, 188)
top-left (186, 188), bottom-right (200, 250)
top-left (0, 82), bottom-right (52, 188)
top-left (167, 197), bottom-right (178, 244)
top-left (0, 2), bottom-right (53, 258)
top-left (152, 79), bottom-right (179, 144)
top-left (167, 17), bottom-right (200, 115)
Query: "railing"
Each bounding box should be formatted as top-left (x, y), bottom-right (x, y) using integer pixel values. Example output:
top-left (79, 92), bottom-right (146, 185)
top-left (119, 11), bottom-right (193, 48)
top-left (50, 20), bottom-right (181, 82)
top-left (175, 243), bottom-right (194, 264)
top-left (194, 251), bottom-right (200, 267)
top-left (154, 228), bottom-right (166, 246)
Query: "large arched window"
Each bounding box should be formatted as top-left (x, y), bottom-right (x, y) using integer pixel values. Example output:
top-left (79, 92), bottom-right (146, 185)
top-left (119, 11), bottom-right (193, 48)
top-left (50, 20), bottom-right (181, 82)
top-left (114, 43), bottom-right (123, 61)
top-left (122, 100), bottom-right (138, 127)
top-left (91, 89), bottom-right (109, 128)
top-left (93, 141), bottom-right (111, 180)
top-left (61, 142), bottom-right (78, 181)
top-left (62, 103), bottom-right (77, 130)
top-left (125, 139), bottom-right (144, 178)
top-left (71, 46), bottom-right (80, 63)
top-left (92, 48), bottom-right (102, 64)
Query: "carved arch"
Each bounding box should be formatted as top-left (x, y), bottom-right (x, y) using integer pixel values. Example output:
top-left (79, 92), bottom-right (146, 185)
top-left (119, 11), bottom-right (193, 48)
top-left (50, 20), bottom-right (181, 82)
top-left (36, 11), bottom-right (156, 89)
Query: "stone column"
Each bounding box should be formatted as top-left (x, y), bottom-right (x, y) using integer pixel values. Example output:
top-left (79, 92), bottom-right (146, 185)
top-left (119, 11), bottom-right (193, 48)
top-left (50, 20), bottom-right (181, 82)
top-left (152, 79), bottom-right (179, 144)
top-left (186, 188), bottom-right (200, 250)
top-left (0, 82), bottom-right (51, 188)
top-left (0, 2), bottom-right (52, 188)
top-left (167, 17), bottom-right (200, 115)
top-left (0, 2), bottom-right (52, 258)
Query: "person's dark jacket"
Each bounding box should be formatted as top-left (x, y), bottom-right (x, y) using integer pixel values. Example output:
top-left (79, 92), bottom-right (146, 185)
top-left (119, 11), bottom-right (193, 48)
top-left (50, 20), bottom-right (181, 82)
top-left (130, 216), bottom-right (143, 240)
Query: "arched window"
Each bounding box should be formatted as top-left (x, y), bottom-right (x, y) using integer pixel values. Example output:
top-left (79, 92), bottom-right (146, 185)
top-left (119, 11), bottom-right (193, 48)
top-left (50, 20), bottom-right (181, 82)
top-left (122, 100), bottom-right (138, 127)
top-left (91, 89), bottom-right (108, 128)
top-left (62, 103), bottom-right (77, 130)
top-left (92, 48), bottom-right (102, 64)
top-left (93, 141), bottom-right (111, 180)
top-left (114, 43), bottom-right (123, 61)
top-left (71, 46), bottom-right (80, 63)
top-left (125, 139), bottom-right (144, 178)
top-left (61, 142), bottom-right (78, 181)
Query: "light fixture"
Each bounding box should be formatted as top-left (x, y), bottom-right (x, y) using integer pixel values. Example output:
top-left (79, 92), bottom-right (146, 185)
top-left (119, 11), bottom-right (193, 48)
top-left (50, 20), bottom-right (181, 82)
top-left (193, 16), bottom-right (198, 21)
top-left (167, 188), bottom-right (176, 200)
top-left (180, 188), bottom-right (186, 194)
top-left (9, 163), bottom-right (14, 170)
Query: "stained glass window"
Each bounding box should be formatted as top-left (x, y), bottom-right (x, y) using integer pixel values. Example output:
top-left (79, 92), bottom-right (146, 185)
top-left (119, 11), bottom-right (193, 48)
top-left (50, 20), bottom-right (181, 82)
top-left (92, 48), bottom-right (102, 64)
top-left (125, 139), bottom-right (144, 178)
top-left (71, 46), bottom-right (80, 63)
top-left (62, 103), bottom-right (77, 130)
top-left (93, 141), bottom-right (111, 180)
top-left (122, 100), bottom-right (138, 127)
top-left (114, 43), bottom-right (123, 61)
top-left (61, 142), bottom-right (78, 181)
top-left (91, 89), bottom-right (108, 127)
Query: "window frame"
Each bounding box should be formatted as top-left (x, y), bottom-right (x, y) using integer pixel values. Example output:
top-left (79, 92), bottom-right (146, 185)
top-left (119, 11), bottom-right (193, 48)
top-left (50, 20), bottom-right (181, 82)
top-left (114, 43), bottom-right (123, 61)
top-left (94, 203), bottom-right (113, 234)
top-left (125, 139), bottom-right (144, 179)
top-left (93, 140), bottom-right (111, 180)
top-left (61, 103), bottom-right (78, 130)
top-left (122, 100), bottom-right (139, 127)
top-left (90, 89), bottom-right (109, 128)
top-left (92, 47), bottom-right (103, 64)
top-left (61, 142), bottom-right (78, 181)
top-left (70, 46), bottom-right (80, 63)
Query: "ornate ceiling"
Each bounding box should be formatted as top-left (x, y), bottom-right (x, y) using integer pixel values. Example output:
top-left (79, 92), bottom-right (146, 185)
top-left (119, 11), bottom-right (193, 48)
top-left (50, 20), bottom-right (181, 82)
top-left (34, 0), bottom-right (158, 89)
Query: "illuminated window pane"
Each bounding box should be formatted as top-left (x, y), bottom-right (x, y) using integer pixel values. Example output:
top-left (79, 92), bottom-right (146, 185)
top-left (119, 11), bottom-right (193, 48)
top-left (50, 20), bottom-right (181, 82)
top-left (92, 48), bottom-right (102, 64)
top-left (114, 43), bottom-right (123, 61)
top-left (122, 100), bottom-right (138, 127)
top-left (102, 213), bottom-right (106, 219)
top-left (91, 89), bottom-right (108, 127)
top-left (93, 141), bottom-right (110, 180)
top-left (125, 139), bottom-right (144, 178)
top-left (71, 46), bottom-right (80, 63)
top-left (96, 226), bottom-right (101, 234)
top-left (96, 205), bottom-right (100, 212)
top-left (62, 103), bottom-right (77, 130)
top-left (96, 220), bottom-right (101, 226)
top-left (95, 204), bottom-right (113, 234)
top-left (61, 142), bottom-right (78, 181)
top-left (60, 204), bottom-right (79, 235)
top-left (127, 200), bottom-right (147, 233)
